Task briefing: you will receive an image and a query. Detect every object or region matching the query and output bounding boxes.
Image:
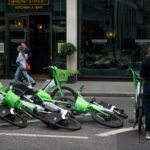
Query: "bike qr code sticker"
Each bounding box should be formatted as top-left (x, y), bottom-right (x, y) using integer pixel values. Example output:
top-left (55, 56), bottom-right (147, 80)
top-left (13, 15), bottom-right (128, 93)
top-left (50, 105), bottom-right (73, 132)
top-left (59, 73), bottom-right (65, 79)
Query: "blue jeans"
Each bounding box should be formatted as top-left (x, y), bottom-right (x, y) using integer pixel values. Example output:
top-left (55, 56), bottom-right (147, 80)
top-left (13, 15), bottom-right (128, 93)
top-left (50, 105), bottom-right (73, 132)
top-left (143, 81), bottom-right (150, 132)
top-left (11, 66), bottom-right (35, 86)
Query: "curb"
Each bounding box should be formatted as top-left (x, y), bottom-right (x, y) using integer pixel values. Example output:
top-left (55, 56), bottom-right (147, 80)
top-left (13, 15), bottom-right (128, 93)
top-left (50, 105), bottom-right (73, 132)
top-left (81, 93), bottom-right (134, 97)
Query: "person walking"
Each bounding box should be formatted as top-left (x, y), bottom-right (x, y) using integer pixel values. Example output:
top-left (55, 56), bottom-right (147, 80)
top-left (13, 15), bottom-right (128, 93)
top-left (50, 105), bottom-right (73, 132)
top-left (20, 41), bottom-right (35, 83)
top-left (140, 44), bottom-right (150, 140)
top-left (10, 45), bottom-right (36, 88)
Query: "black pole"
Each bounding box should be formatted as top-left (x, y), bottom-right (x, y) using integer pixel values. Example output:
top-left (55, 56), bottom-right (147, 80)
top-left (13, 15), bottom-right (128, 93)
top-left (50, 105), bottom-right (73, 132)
top-left (112, 37), bottom-right (116, 59)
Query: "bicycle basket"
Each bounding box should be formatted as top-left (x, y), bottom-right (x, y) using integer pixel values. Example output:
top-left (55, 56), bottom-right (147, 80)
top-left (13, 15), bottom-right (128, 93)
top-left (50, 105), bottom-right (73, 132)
top-left (3, 90), bottom-right (20, 108)
top-left (74, 96), bottom-right (90, 112)
top-left (55, 69), bottom-right (70, 82)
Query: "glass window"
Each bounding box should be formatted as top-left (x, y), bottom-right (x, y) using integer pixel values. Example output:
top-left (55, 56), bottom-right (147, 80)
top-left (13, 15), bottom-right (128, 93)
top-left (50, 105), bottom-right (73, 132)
top-left (79, 0), bottom-right (150, 78)
top-left (0, 0), bottom-right (5, 75)
top-left (52, 0), bottom-right (66, 68)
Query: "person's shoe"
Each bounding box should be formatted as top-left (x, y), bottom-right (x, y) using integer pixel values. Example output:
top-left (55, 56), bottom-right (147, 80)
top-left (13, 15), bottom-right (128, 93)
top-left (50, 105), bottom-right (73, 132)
top-left (28, 84), bottom-right (33, 89)
top-left (146, 132), bottom-right (150, 140)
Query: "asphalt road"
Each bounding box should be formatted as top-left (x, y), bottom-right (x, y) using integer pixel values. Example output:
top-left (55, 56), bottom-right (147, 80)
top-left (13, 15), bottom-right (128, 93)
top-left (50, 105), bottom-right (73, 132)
top-left (0, 97), bottom-right (149, 150)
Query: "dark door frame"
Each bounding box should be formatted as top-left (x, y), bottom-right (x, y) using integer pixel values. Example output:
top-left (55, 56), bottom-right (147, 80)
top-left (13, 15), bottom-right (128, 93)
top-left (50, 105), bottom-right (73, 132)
top-left (5, 12), bottom-right (52, 77)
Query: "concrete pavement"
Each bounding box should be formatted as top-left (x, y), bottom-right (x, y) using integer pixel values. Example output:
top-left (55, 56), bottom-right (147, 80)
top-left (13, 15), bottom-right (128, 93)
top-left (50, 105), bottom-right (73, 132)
top-left (0, 79), bottom-right (135, 97)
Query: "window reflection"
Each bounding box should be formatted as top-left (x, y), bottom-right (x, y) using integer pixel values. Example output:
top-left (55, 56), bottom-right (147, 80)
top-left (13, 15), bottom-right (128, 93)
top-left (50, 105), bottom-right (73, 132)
top-left (52, 0), bottom-right (66, 68)
top-left (79, 0), bottom-right (149, 77)
top-left (0, 0), bottom-right (5, 75)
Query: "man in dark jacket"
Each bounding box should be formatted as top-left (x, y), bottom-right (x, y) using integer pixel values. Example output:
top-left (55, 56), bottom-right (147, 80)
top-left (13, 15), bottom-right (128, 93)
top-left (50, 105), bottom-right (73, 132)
top-left (140, 44), bottom-right (150, 140)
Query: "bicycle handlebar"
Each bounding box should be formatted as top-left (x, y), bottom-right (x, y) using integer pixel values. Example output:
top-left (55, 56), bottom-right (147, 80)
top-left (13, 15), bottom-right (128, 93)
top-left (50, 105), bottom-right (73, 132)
top-left (129, 68), bottom-right (142, 79)
top-left (131, 70), bottom-right (143, 81)
top-left (42, 66), bottom-right (51, 70)
top-left (79, 85), bottom-right (85, 92)
top-left (136, 76), bottom-right (144, 81)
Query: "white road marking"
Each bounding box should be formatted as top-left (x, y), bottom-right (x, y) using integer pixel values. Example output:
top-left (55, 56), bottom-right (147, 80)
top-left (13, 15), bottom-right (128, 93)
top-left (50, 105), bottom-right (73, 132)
top-left (96, 127), bottom-right (137, 137)
top-left (0, 133), bottom-right (88, 139)
top-left (0, 119), bottom-right (40, 127)
top-left (77, 113), bottom-right (91, 117)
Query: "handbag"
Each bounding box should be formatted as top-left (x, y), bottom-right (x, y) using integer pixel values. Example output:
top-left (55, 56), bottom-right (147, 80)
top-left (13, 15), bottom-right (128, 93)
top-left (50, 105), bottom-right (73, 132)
top-left (26, 60), bottom-right (31, 71)
top-left (22, 53), bottom-right (31, 71)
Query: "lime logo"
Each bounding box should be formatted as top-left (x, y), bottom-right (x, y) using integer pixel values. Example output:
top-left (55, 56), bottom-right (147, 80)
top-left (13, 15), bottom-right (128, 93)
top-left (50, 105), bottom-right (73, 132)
top-left (59, 73), bottom-right (65, 79)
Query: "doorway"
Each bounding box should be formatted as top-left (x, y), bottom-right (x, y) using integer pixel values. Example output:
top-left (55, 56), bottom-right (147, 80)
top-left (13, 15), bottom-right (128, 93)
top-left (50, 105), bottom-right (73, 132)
top-left (29, 15), bottom-right (51, 73)
top-left (5, 14), bottom-right (51, 76)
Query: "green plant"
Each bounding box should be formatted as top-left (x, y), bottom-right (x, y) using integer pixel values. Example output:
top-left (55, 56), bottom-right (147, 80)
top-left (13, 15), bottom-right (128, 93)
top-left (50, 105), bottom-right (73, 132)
top-left (60, 42), bottom-right (76, 56)
top-left (69, 70), bottom-right (79, 75)
top-left (67, 70), bottom-right (79, 83)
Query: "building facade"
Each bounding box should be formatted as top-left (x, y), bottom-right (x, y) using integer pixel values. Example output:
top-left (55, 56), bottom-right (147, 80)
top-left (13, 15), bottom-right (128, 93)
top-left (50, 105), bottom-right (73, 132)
top-left (0, 0), bottom-right (150, 79)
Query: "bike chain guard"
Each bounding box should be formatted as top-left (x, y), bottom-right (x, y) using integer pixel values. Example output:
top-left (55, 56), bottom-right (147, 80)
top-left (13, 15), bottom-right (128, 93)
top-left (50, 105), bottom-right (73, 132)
top-left (45, 112), bottom-right (63, 125)
top-left (99, 101), bottom-right (117, 112)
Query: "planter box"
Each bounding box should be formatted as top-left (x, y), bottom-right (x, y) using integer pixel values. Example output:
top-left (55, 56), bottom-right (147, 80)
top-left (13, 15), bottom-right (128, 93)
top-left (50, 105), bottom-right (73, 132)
top-left (67, 75), bottom-right (77, 83)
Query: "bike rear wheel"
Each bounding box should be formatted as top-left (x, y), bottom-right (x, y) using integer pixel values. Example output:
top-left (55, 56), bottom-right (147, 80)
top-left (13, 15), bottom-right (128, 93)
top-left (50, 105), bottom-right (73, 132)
top-left (3, 114), bottom-right (27, 128)
top-left (138, 107), bottom-right (143, 134)
top-left (51, 86), bottom-right (77, 101)
top-left (91, 111), bottom-right (123, 128)
top-left (55, 118), bottom-right (81, 131)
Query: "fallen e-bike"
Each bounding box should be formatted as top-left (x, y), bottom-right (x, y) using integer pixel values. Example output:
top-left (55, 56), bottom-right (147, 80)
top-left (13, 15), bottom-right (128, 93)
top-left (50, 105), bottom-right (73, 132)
top-left (0, 82), bottom-right (81, 131)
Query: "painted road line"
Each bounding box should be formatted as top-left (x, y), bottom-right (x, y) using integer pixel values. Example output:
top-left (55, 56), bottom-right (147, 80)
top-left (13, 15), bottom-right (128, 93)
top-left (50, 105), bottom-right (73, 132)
top-left (0, 133), bottom-right (88, 139)
top-left (0, 119), bottom-right (40, 127)
top-left (96, 127), bottom-right (137, 137)
top-left (77, 113), bottom-right (91, 117)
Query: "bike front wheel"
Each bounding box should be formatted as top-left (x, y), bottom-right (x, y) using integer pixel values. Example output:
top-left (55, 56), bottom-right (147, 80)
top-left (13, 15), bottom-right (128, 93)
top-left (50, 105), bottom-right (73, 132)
top-left (3, 114), bottom-right (27, 128)
top-left (51, 86), bottom-right (77, 101)
top-left (55, 118), bottom-right (81, 131)
top-left (91, 111), bottom-right (123, 128)
top-left (138, 107), bottom-right (143, 134)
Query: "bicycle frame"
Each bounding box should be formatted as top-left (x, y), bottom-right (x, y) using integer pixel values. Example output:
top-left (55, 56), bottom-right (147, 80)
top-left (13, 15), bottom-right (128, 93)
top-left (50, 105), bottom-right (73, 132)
top-left (42, 66), bottom-right (70, 97)
top-left (129, 68), bottom-right (144, 108)
top-left (135, 81), bottom-right (143, 108)
top-left (16, 66), bottom-right (75, 99)
top-left (129, 68), bottom-right (145, 132)
top-left (34, 89), bottom-right (71, 106)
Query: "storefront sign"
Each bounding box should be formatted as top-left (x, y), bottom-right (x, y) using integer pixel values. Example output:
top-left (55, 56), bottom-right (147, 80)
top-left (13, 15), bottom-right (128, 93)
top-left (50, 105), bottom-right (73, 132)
top-left (92, 39), bottom-right (107, 44)
top-left (8, 0), bottom-right (50, 10)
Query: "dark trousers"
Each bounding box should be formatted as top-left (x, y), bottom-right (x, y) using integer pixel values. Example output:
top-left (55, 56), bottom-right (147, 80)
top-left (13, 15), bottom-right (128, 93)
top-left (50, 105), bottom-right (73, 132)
top-left (143, 81), bottom-right (150, 132)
